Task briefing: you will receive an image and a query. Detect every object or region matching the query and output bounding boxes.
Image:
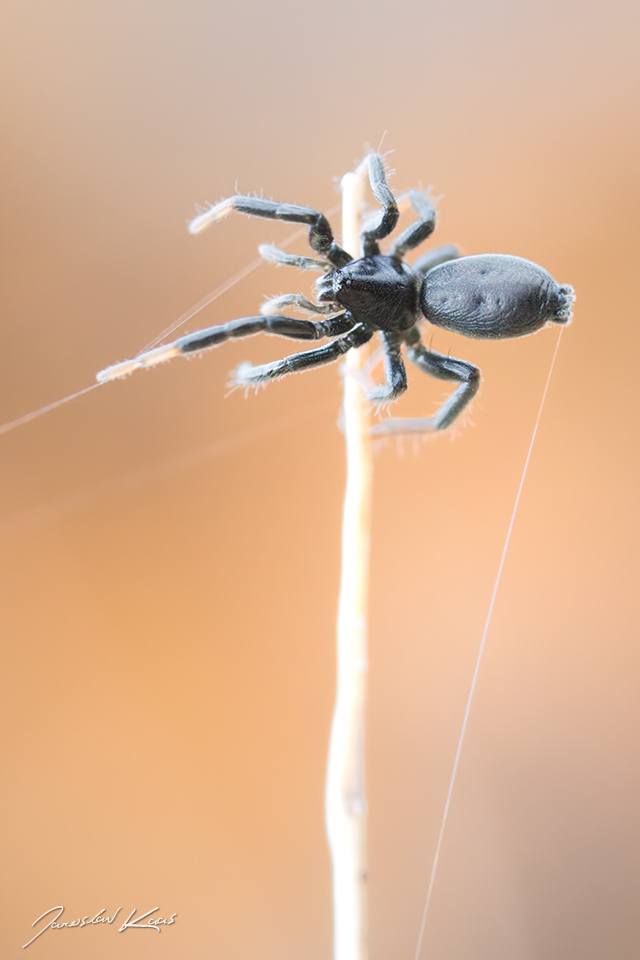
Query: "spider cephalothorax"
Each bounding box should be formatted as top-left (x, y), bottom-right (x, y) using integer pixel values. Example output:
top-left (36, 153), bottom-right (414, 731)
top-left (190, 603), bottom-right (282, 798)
top-left (98, 153), bottom-right (574, 434)
top-left (315, 255), bottom-right (418, 332)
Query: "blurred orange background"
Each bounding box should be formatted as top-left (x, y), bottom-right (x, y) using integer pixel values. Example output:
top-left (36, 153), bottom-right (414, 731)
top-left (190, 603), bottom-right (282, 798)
top-left (1, 1), bottom-right (639, 958)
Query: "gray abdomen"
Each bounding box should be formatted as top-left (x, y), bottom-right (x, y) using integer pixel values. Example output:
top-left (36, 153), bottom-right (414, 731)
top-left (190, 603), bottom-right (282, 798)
top-left (420, 254), bottom-right (572, 339)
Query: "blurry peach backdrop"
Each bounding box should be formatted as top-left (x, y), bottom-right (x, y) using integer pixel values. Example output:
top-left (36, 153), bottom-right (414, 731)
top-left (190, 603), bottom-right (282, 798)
top-left (1, 1), bottom-right (639, 958)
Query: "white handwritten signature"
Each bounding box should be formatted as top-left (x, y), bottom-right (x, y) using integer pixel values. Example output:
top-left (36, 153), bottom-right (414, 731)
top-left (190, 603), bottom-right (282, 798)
top-left (23, 906), bottom-right (178, 948)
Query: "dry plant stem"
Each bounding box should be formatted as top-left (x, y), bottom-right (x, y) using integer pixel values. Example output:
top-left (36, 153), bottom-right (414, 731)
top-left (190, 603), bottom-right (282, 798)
top-left (325, 160), bottom-right (372, 960)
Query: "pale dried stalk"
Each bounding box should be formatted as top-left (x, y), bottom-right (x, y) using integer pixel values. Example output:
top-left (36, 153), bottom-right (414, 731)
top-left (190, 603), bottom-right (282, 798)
top-left (325, 159), bottom-right (372, 960)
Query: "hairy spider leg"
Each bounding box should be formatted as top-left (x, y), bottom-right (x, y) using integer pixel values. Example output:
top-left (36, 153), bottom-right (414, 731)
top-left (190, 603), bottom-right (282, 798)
top-left (189, 196), bottom-right (351, 269)
top-left (258, 243), bottom-right (329, 272)
top-left (233, 324), bottom-right (374, 387)
top-left (370, 326), bottom-right (480, 434)
top-left (175, 312), bottom-right (355, 354)
top-left (360, 331), bottom-right (408, 403)
top-left (387, 190), bottom-right (437, 259)
top-left (96, 313), bottom-right (357, 383)
top-left (411, 244), bottom-right (461, 277)
top-left (360, 154), bottom-right (400, 257)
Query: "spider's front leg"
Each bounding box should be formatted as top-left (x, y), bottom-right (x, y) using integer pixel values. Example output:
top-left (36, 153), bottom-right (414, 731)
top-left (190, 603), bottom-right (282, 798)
top-left (233, 323), bottom-right (374, 387)
top-left (371, 326), bottom-right (480, 435)
top-left (96, 313), bottom-right (355, 383)
top-left (189, 195), bottom-right (351, 269)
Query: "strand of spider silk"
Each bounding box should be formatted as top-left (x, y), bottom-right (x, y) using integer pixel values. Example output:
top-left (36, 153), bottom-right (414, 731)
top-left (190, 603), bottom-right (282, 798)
top-left (0, 249), bottom-right (279, 440)
top-left (139, 201), bottom-right (342, 353)
top-left (0, 249), bottom-right (280, 439)
top-left (0, 246), bottom-right (260, 438)
top-left (414, 326), bottom-right (564, 960)
top-left (0, 384), bottom-right (102, 439)
top-left (0, 203), bottom-right (342, 440)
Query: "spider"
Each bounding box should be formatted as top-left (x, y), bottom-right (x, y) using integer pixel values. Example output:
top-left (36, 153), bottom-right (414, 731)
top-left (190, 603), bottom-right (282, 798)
top-left (98, 153), bottom-right (574, 434)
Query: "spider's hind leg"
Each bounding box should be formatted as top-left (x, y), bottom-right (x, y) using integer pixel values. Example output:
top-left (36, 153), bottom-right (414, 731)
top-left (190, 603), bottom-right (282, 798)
top-left (371, 326), bottom-right (480, 435)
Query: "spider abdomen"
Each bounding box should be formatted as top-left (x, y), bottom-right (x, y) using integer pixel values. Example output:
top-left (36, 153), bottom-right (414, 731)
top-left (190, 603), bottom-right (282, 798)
top-left (419, 253), bottom-right (574, 340)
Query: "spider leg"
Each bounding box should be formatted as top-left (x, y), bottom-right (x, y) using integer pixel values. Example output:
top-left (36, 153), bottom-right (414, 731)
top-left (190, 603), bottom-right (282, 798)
top-left (174, 312), bottom-right (354, 353)
top-left (360, 154), bottom-right (400, 257)
top-left (371, 325), bottom-right (480, 435)
top-left (189, 196), bottom-right (351, 269)
top-left (411, 243), bottom-right (461, 277)
top-left (233, 324), bottom-right (374, 387)
top-left (97, 313), bottom-right (358, 382)
top-left (258, 243), bottom-right (329, 272)
top-left (358, 331), bottom-right (407, 403)
top-left (260, 293), bottom-right (338, 316)
top-left (387, 190), bottom-right (437, 259)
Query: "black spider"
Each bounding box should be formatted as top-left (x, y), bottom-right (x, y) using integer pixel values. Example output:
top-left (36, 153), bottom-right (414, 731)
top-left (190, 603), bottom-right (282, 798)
top-left (101, 154), bottom-right (574, 434)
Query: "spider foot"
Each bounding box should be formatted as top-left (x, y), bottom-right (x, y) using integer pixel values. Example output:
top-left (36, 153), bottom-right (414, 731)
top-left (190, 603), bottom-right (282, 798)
top-left (232, 360), bottom-right (278, 389)
top-left (371, 416), bottom-right (439, 437)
